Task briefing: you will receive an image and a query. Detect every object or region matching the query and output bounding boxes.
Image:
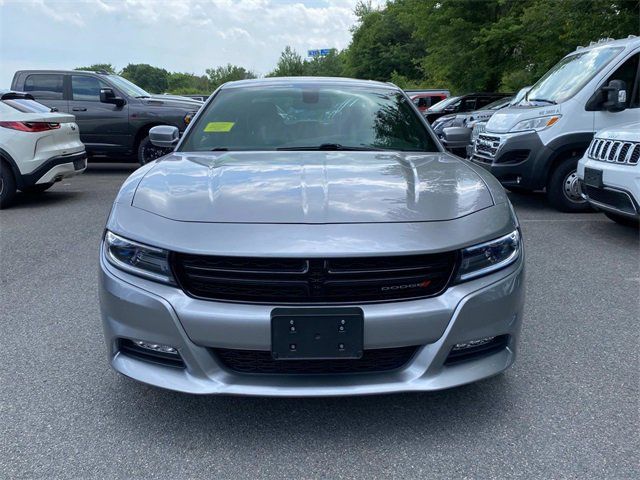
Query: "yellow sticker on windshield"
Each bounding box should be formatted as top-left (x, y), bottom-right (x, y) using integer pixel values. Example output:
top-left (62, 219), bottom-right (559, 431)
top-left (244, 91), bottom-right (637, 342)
top-left (204, 121), bottom-right (235, 132)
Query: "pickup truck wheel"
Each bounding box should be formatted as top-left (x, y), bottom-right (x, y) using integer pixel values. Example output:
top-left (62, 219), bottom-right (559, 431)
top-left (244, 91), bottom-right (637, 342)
top-left (547, 157), bottom-right (591, 212)
top-left (0, 160), bottom-right (17, 209)
top-left (604, 211), bottom-right (639, 228)
top-left (138, 135), bottom-right (171, 166)
top-left (21, 182), bottom-right (54, 194)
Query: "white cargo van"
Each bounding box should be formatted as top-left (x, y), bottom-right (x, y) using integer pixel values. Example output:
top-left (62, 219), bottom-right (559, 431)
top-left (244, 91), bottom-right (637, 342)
top-left (470, 36), bottom-right (639, 211)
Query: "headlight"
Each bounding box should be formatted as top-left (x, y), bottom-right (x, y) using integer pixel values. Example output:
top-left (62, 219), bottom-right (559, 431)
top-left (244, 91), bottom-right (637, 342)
top-left (103, 231), bottom-right (175, 284)
top-left (509, 115), bottom-right (560, 133)
top-left (456, 230), bottom-right (521, 282)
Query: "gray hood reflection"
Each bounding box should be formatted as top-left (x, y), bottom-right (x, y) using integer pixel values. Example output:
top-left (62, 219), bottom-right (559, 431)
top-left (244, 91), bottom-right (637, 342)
top-left (132, 151), bottom-right (493, 223)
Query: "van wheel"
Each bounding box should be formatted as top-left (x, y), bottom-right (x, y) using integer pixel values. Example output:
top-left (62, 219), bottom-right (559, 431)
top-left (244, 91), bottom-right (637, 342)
top-left (604, 211), bottom-right (639, 228)
top-left (21, 182), bottom-right (54, 194)
top-left (137, 135), bottom-right (171, 166)
top-left (0, 160), bottom-right (17, 209)
top-left (547, 157), bottom-right (591, 212)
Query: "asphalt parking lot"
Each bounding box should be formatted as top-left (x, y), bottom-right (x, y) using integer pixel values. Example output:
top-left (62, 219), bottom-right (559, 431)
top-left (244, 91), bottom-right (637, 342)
top-left (1, 163), bottom-right (638, 479)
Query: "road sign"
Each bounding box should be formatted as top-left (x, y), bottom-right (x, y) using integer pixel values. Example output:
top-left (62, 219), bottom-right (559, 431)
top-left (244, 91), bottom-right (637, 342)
top-left (307, 49), bottom-right (334, 58)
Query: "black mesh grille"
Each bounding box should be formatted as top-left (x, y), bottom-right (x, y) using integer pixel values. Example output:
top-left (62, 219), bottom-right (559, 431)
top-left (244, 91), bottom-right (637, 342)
top-left (584, 185), bottom-right (638, 215)
top-left (630, 144), bottom-right (640, 165)
top-left (172, 252), bottom-right (458, 304)
top-left (214, 346), bottom-right (418, 374)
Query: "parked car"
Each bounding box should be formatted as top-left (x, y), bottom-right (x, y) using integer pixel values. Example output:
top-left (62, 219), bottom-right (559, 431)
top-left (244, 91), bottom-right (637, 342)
top-left (438, 87), bottom-right (531, 157)
top-left (405, 89), bottom-right (450, 112)
top-left (578, 121), bottom-right (639, 226)
top-left (423, 92), bottom-right (512, 124)
top-left (10, 70), bottom-right (203, 165)
top-left (0, 91), bottom-right (86, 208)
top-left (99, 77), bottom-right (525, 396)
top-left (470, 36), bottom-right (640, 211)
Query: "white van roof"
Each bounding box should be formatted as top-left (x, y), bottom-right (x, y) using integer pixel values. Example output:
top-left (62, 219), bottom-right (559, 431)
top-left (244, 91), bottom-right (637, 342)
top-left (574, 35), bottom-right (640, 53)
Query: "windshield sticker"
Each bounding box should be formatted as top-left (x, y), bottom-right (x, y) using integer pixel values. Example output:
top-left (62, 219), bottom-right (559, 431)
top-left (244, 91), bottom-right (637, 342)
top-left (204, 122), bottom-right (235, 132)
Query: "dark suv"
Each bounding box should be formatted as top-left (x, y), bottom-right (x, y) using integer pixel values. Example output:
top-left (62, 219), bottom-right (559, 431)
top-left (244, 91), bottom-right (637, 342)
top-left (11, 70), bottom-right (203, 164)
top-left (424, 92), bottom-right (512, 124)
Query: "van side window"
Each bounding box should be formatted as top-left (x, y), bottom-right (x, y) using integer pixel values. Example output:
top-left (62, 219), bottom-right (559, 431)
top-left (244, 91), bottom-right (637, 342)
top-left (71, 75), bottom-right (107, 101)
top-left (24, 74), bottom-right (64, 100)
top-left (606, 53), bottom-right (639, 108)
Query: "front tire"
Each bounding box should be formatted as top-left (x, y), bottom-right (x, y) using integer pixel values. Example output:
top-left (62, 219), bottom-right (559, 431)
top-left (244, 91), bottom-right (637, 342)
top-left (21, 182), bottom-right (54, 194)
top-left (137, 135), bottom-right (171, 166)
top-left (547, 157), bottom-right (591, 212)
top-left (604, 211), bottom-right (639, 228)
top-left (0, 160), bottom-right (17, 209)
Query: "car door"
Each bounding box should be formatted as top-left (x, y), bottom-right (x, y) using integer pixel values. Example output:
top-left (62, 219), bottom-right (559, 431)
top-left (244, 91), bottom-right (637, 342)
top-left (68, 74), bottom-right (131, 155)
top-left (21, 73), bottom-right (68, 113)
top-left (595, 52), bottom-right (640, 130)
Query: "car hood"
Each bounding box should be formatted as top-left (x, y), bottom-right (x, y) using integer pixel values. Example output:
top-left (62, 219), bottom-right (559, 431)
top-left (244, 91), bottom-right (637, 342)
top-left (487, 104), bottom-right (562, 133)
top-left (595, 121), bottom-right (640, 141)
top-left (131, 151), bottom-right (494, 224)
top-left (141, 95), bottom-right (203, 109)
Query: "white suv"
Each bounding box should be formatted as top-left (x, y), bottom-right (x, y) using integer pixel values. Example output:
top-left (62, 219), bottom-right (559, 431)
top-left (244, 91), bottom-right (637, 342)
top-left (578, 121), bottom-right (640, 226)
top-left (0, 91), bottom-right (86, 208)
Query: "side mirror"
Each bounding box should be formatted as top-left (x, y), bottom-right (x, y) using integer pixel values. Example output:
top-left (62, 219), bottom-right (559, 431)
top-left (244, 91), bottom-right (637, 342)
top-left (602, 79), bottom-right (627, 112)
top-left (100, 88), bottom-right (125, 107)
top-left (149, 125), bottom-right (179, 148)
top-left (442, 126), bottom-right (472, 148)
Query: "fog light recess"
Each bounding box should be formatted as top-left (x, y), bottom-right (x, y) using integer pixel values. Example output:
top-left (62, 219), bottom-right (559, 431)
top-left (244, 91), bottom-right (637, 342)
top-left (118, 338), bottom-right (185, 368)
top-left (445, 335), bottom-right (509, 365)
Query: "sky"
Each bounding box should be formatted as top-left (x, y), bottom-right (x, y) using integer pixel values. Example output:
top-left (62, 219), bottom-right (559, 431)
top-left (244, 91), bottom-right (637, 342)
top-left (0, 0), bottom-right (380, 87)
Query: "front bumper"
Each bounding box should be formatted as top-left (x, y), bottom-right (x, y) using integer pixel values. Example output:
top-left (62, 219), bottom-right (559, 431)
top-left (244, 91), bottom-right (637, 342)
top-left (99, 246), bottom-right (525, 396)
top-left (470, 131), bottom-right (549, 190)
top-left (578, 157), bottom-right (640, 218)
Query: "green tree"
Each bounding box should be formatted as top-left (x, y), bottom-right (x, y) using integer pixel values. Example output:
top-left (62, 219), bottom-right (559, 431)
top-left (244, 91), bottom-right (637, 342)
top-left (121, 63), bottom-right (169, 93)
top-left (206, 64), bottom-right (257, 90)
top-left (268, 46), bottom-right (305, 77)
top-left (345, 0), bottom-right (425, 82)
top-left (302, 49), bottom-right (347, 77)
top-left (167, 72), bottom-right (210, 94)
top-left (74, 63), bottom-right (118, 74)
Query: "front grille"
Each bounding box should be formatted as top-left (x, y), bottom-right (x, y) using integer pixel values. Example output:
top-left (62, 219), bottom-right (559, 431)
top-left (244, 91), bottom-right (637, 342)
top-left (214, 346), bottom-right (418, 374)
top-left (588, 138), bottom-right (640, 165)
top-left (584, 185), bottom-right (638, 215)
top-left (475, 134), bottom-right (501, 159)
top-left (172, 252), bottom-right (458, 304)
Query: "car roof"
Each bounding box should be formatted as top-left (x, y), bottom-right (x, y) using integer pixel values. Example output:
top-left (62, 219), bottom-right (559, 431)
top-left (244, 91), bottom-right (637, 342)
top-left (220, 77), bottom-right (400, 90)
top-left (14, 69), bottom-right (110, 75)
top-left (573, 35), bottom-right (640, 54)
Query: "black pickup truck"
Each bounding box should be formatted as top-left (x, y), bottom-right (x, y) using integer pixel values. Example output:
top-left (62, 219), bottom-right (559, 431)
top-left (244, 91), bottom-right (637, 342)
top-left (11, 70), bottom-right (203, 164)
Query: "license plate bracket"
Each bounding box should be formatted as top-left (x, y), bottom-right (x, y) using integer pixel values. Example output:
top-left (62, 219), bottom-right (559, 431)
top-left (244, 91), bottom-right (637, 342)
top-left (584, 167), bottom-right (603, 188)
top-left (271, 307), bottom-right (363, 360)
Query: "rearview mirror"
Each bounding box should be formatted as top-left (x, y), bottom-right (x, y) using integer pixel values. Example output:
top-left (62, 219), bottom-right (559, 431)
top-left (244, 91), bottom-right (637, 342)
top-left (100, 88), bottom-right (125, 107)
top-left (149, 125), bottom-right (179, 148)
top-left (602, 79), bottom-right (627, 113)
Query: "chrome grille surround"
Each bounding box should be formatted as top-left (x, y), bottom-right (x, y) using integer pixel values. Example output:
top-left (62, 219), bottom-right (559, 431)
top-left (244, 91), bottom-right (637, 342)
top-left (587, 138), bottom-right (640, 165)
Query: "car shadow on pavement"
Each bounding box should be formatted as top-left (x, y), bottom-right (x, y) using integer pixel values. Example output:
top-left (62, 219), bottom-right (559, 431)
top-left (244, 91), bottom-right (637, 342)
top-left (84, 162), bottom-right (138, 175)
top-left (6, 191), bottom-right (85, 210)
top-left (111, 373), bottom-right (516, 447)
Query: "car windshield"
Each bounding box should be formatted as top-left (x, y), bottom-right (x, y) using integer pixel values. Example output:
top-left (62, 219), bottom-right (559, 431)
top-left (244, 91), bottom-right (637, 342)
top-left (427, 96), bottom-right (460, 112)
top-left (106, 75), bottom-right (151, 98)
top-left (180, 85), bottom-right (437, 152)
top-left (525, 46), bottom-right (623, 104)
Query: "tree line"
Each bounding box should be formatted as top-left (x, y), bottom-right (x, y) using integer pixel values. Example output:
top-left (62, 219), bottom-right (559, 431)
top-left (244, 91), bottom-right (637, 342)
top-left (77, 0), bottom-right (639, 95)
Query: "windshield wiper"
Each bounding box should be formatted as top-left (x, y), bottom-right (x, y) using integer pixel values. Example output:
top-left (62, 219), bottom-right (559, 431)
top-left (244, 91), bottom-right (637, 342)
top-left (210, 147), bottom-right (229, 151)
top-left (277, 143), bottom-right (384, 151)
top-left (527, 98), bottom-right (557, 105)
top-left (135, 95), bottom-right (151, 99)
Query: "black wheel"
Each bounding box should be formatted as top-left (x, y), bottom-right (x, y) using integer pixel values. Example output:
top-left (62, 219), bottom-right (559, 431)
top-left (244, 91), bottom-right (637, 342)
top-left (137, 135), bottom-right (171, 166)
top-left (21, 182), bottom-right (54, 194)
top-left (604, 211), bottom-right (639, 228)
top-left (0, 160), bottom-right (17, 209)
top-left (547, 157), bottom-right (591, 212)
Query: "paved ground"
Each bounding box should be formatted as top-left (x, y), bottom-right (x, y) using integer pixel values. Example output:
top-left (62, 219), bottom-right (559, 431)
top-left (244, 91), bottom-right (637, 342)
top-left (1, 163), bottom-right (638, 479)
